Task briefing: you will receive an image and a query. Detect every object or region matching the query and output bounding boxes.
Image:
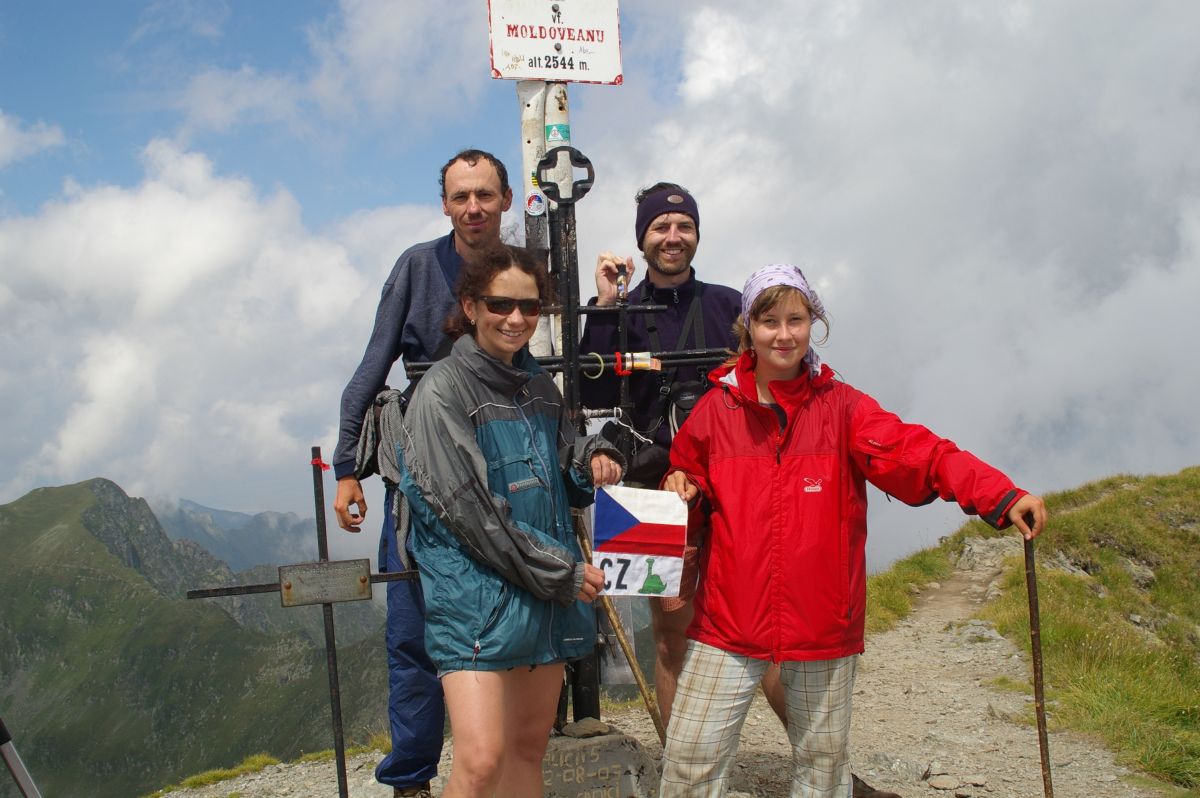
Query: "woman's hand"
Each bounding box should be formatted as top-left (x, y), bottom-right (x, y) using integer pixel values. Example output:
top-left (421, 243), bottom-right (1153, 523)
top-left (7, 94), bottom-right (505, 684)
top-left (590, 452), bottom-right (623, 486)
top-left (662, 470), bottom-right (698, 504)
top-left (576, 563), bottom-right (605, 603)
top-left (1007, 493), bottom-right (1047, 540)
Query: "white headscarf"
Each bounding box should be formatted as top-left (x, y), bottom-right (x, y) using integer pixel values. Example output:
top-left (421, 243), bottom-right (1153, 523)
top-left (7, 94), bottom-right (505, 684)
top-left (741, 264), bottom-right (826, 377)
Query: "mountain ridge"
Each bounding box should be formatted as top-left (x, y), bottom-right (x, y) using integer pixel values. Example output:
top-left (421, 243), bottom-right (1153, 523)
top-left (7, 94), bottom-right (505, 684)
top-left (0, 478), bottom-right (389, 798)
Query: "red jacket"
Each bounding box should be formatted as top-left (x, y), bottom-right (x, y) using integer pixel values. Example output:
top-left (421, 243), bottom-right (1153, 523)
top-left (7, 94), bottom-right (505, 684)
top-left (668, 352), bottom-right (1025, 662)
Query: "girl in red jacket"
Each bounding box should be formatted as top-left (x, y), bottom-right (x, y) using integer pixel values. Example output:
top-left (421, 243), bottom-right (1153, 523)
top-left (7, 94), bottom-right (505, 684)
top-left (659, 263), bottom-right (1046, 797)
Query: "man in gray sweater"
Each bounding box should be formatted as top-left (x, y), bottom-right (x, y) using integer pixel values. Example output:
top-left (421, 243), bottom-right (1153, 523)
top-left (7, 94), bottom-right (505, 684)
top-left (333, 149), bottom-right (512, 797)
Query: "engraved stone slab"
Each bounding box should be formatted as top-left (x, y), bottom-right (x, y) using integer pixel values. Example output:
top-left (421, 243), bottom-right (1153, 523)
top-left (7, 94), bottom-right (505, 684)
top-left (278, 559), bottom-right (371, 607)
top-left (542, 729), bottom-right (660, 798)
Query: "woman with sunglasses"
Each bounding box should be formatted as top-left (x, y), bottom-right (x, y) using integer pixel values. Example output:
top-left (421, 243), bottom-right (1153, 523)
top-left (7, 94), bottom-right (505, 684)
top-left (396, 244), bottom-right (624, 798)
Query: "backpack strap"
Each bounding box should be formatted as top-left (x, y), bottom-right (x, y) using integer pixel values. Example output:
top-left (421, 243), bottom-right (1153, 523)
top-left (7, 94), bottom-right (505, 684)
top-left (639, 283), bottom-right (706, 438)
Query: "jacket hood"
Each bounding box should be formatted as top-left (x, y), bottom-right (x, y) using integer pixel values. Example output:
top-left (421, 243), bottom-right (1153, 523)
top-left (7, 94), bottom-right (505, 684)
top-left (711, 350), bottom-right (834, 413)
top-left (451, 334), bottom-right (543, 393)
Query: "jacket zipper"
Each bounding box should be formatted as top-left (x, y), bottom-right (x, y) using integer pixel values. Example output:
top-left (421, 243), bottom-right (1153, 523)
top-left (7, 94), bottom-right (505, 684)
top-left (473, 584), bottom-right (507, 664)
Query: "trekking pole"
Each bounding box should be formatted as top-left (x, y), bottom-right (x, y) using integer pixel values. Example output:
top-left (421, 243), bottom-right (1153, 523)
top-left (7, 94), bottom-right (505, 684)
top-left (1, 716), bottom-right (43, 798)
top-left (574, 522), bottom-right (667, 746)
top-left (1023, 536), bottom-right (1054, 798)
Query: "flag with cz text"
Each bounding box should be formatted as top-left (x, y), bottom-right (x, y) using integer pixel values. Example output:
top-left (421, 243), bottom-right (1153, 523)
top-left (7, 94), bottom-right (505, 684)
top-left (591, 485), bottom-right (688, 598)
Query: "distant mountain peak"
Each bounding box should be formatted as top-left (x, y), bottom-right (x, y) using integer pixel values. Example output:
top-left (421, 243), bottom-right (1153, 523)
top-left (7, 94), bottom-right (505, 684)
top-left (150, 496), bottom-right (318, 572)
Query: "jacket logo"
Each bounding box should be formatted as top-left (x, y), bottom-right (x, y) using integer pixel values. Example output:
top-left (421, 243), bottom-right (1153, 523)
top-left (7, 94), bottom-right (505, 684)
top-left (803, 477), bottom-right (823, 493)
top-left (508, 477), bottom-right (540, 493)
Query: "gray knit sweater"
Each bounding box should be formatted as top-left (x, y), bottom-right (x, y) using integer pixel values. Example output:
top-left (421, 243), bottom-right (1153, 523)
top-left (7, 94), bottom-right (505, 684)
top-left (333, 232), bottom-right (462, 478)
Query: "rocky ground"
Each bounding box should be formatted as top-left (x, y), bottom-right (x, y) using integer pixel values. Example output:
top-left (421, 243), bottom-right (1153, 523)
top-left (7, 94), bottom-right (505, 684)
top-left (161, 536), bottom-right (1177, 797)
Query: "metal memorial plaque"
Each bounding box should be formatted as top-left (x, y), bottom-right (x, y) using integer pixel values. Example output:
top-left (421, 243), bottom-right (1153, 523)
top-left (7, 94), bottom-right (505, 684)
top-left (279, 559), bottom-right (372, 607)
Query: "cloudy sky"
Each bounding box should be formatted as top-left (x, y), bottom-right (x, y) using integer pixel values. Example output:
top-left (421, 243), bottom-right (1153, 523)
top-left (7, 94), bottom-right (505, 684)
top-left (2, 1), bottom-right (1197, 569)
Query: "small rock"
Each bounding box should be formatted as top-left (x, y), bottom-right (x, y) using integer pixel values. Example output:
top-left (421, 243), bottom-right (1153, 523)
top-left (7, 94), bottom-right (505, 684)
top-left (928, 774), bottom-right (959, 789)
top-left (1121, 557), bottom-right (1156, 587)
top-left (560, 717), bottom-right (611, 738)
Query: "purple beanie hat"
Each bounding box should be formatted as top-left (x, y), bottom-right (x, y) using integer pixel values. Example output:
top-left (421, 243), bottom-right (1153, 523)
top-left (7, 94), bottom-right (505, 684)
top-left (635, 187), bottom-right (700, 249)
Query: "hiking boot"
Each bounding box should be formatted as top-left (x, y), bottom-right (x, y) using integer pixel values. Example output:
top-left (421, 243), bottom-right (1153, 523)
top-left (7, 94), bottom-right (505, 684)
top-left (394, 783), bottom-right (433, 798)
top-left (853, 773), bottom-right (903, 798)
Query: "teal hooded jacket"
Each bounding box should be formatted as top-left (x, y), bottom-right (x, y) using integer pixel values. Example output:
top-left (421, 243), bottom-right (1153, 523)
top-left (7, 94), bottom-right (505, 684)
top-left (397, 334), bottom-right (621, 672)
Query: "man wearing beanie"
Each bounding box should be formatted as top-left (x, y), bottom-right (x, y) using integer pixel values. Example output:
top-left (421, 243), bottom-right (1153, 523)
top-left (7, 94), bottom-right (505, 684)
top-left (579, 182), bottom-right (744, 727)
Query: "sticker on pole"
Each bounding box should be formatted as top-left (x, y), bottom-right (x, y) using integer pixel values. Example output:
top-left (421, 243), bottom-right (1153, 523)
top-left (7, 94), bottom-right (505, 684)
top-left (525, 190), bottom-right (547, 216)
top-left (592, 486), bottom-right (687, 598)
top-left (489, 0), bottom-right (623, 85)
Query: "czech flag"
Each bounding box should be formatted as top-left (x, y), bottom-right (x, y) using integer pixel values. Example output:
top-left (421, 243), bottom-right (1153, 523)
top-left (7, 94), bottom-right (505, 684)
top-left (591, 486), bottom-right (687, 598)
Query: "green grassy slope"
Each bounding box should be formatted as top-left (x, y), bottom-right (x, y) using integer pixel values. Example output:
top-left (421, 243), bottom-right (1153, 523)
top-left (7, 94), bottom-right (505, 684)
top-left (0, 481), bottom-right (388, 798)
top-left (978, 468), bottom-right (1200, 789)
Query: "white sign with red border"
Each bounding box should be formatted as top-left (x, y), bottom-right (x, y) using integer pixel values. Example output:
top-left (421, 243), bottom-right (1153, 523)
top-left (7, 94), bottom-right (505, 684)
top-left (489, 0), bottom-right (622, 84)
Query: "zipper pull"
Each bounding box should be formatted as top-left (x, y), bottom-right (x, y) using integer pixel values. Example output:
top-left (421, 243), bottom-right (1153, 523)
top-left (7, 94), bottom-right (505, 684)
top-left (673, 288), bottom-right (679, 304)
top-left (472, 641), bottom-right (481, 663)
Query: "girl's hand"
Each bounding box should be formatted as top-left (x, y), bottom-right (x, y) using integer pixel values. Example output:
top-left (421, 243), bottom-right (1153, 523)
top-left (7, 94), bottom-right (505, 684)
top-left (590, 452), bottom-right (623, 486)
top-left (1008, 493), bottom-right (1047, 540)
top-left (576, 563), bottom-right (605, 603)
top-left (662, 470), bottom-right (698, 504)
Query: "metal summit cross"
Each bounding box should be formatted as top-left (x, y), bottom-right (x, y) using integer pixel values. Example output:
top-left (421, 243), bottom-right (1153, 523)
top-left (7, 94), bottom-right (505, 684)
top-left (186, 445), bottom-right (411, 798)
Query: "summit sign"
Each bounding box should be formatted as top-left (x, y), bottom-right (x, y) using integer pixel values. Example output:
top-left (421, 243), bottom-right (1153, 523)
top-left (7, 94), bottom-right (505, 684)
top-left (489, 0), bottom-right (622, 84)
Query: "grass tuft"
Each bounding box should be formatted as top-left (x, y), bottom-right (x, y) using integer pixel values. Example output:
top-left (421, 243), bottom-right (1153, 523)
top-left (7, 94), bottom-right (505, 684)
top-left (141, 754), bottom-right (280, 796)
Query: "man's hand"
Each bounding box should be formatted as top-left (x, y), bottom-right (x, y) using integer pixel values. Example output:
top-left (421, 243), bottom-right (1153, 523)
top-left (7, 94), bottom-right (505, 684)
top-left (1007, 493), bottom-right (1047, 541)
top-left (334, 476), bottom-right (368, 532)
top-left (576, 563), bottom-right (606, 603)
top-left (662, 470), bottom-right (699, 504)
top-left (594, 251), bottom-right (636, 307)
top-left (590, 452), bottom-right (623, 486)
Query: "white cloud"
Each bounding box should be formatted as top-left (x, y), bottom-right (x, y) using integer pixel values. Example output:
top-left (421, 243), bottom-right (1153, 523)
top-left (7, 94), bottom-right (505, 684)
top-left (0, 139), bottom-right (442, 518)
top-left (0, 110), bottom-right (66, 169)
top-left (39, 333), bottom-right (157, 473)
top-left (131, 0), bottom-right (230, 42)
top-left (177, 0), bottom-right (489, 137)
top-left (306, 1), bottom-right (487, 121)
top-left (179, 67), bottom-right (303, 134)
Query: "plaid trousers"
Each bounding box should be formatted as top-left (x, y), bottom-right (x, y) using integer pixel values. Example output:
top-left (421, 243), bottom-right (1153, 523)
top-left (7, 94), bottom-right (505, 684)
top-left (660, 641), bottom-right (857, 798)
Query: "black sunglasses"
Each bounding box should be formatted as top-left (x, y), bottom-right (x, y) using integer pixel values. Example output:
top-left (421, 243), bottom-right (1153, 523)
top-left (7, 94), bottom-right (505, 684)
top-left (479, 295), bottom-right (542, 316)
